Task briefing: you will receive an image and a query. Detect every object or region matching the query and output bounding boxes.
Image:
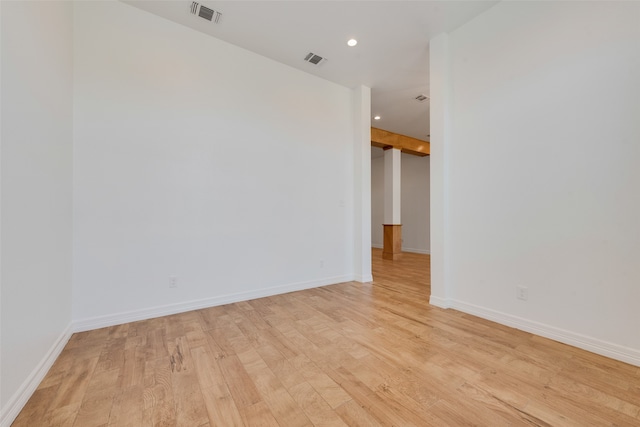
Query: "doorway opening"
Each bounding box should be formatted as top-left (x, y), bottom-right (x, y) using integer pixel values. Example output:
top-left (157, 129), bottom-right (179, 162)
top-left (370, 146), bottom-right (431, 297)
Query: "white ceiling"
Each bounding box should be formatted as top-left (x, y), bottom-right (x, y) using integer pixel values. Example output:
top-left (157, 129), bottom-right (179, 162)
top-left (125, 0), bottom-right (498, 141)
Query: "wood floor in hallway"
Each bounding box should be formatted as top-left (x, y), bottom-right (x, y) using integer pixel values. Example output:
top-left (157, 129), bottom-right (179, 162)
top-left (13, 249), bottom-right (640, 426)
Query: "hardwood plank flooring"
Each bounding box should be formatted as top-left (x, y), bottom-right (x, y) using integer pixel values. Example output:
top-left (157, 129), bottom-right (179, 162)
top-left (13, 249), bottom-right (640, 426)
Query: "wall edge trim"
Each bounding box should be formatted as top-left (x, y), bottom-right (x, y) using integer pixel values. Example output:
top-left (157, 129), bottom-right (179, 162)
top-left (372, 244), bottom-right (430, 255)
top-left (72, 275), bottom-right (354, 332)
top-left (1, 323), bottom-right (73, 427)
top-left (402, 247), bottom-right (431, 255)
top-left (450, 299), bottom-right (640, 367)
top-left (429, 295), bottom-right (452, 309)
top-left (354, 274), bottom-right (373, 283)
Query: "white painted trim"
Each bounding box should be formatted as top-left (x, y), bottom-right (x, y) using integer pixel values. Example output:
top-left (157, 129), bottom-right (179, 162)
top-left (429, 295), bottom-right (452, 309)
top-left (372, 244), bottom-right (430, 255)
top-left (73, 275), bottom-right (354, 332)
top-left (0, 323), bottom-right (73, 427)
top-left (449, 299), bottom-right (640, 368)
top-left (402, 247), bottom-right (431, 255)
top-left (354, 274), bottom-right (374, 283)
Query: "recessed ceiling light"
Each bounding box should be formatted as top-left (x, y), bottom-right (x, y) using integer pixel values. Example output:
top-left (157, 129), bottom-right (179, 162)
top-left (373, 115), bottom-right (381, 120)
top-left (347, 39), bottom-right (358, 47)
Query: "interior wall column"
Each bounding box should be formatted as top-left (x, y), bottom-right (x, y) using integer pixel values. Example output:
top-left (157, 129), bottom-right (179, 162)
top-left (383, 147), bottom-right (402, 260)
top-left (429, 32), bottom-right (452, 307)
top-left (353, 85), bottom-right (373, 282)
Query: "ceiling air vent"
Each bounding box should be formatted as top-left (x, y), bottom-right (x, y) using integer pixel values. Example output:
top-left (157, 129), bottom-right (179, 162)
top-left (415, 94), bottom-right (429, 102)
top-left (304, 52), bottom-right (327, 66)
top-left (190, 2), bottom-right (222, 23)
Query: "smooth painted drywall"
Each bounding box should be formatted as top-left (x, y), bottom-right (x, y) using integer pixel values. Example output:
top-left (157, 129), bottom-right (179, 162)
top-left (72, 1), bottom-right (356, 322)
top-left (431, 1), bottom-right (640, 361)
top-left (352, 86), bottom-right (373, 282)
top-left (371, 150), bottom-right (384, 247)
top-left (383, 148), bottom-right (402, 225)
top-left (1, 0), bottom-right (73, 414)
top-left (401, 154), bottom-right (430, 254)
top-left (371, 150), bottom-right (430, 253)
top-left (429, 33), bottom-right (451, 305)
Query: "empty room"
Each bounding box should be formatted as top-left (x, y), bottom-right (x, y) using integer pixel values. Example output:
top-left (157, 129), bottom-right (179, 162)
top-left (2, 1), bottom-right (640, 426)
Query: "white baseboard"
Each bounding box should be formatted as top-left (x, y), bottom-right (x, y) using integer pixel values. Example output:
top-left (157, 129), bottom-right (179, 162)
top-left (371, 244), bottom-right (430, 255)
top-left (73, 275), bottom-right (354, 332)
top-left (354, 274), bottom-right (373, 283)
top-left (402, 247), bottom-right (431, 255)
top-left (2, 275), bottom-right (354, 424)
top-left (429, 295), bottom-right (451, 309)
top-left (1, 324), bottom-right (73, 427)
top-left (446, 299), bottom-right (640, 367)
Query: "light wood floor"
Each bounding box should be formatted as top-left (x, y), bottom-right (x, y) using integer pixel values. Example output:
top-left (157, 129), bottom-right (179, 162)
top-left (14, 249), bottom-right (640, 426)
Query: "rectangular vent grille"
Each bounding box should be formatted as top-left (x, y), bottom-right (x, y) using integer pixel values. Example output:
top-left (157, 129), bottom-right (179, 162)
top-left (190, 2), bottom-right (222, 23)
top-left (415, 94), bottom-right (429, 102)
top-left (304, 52), bottom-right (327, 66)
top-left (199, 6), bottom-right (214, 21)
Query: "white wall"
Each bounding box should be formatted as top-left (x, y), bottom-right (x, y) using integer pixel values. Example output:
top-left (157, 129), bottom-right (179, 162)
top-left (1, 0), bottom-right (74, 422)
top-left (371, 149), bottom-right (430, 254)
top-left (429, 33), bottom-right (451, 305)
top-left (352, 86), bottom-right (372, 282)
top-left (431, 1), bottom-right (640, 364)
top-left (401, 154), bottom-right (430, 253)
top-left (371, 150), bottom-right (384, 247)
top-left (72, 1), bottom-right (356, 326)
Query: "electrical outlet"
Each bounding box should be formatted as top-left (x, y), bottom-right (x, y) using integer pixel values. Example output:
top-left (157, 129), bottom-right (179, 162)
top-left (169, 275), bottom-right (178, 288)
top-left (516, 285), bottom-right (528, 301)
